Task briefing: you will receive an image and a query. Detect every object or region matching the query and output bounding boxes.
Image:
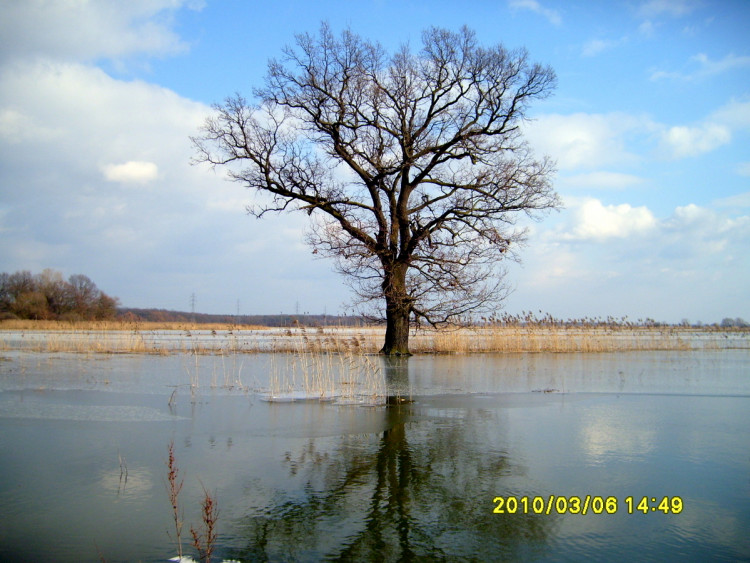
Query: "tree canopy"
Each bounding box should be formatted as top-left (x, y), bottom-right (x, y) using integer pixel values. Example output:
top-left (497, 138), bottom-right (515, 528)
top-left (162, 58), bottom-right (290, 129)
top-left (0, 269), bottom-right (119, 321)
top-left (193, 25), bottom-right (559, 354)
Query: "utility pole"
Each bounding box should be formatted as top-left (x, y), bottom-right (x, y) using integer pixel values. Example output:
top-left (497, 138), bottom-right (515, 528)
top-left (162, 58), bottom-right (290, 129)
top-left (190, 292), bottom-right (196, 323)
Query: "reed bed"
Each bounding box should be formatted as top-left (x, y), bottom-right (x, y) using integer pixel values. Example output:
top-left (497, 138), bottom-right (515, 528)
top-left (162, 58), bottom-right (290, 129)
top-left (415, 325), bottom-right (707, 353)
top-left (265, 347), bottom-right (386, 404)
top-left (0, 319), bottom-right (267, 332)
top-left (0, 321), bottom-right (747, 355)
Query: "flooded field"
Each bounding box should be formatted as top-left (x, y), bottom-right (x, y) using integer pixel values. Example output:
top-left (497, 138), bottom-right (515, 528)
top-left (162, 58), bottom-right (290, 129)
top-left (0, 333), bottom-right (749, 561)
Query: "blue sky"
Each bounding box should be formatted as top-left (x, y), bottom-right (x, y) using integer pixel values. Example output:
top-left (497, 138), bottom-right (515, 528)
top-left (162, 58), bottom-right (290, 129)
top-left (1, 0), bottom-right (748, 323)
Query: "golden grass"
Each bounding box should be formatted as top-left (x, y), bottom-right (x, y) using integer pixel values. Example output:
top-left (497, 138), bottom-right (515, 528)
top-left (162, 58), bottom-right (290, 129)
top-left (265, 343), bottom-right (386, 403)
top-left (0, 319), bottom-right (268, 331)
top-left (0, 321), bottom-right (746, 355)
top-left (413, 326), bottom-right (697, 353)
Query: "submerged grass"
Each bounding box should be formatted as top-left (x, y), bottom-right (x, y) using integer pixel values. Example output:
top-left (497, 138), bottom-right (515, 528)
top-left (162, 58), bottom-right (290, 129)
top-left (266, 339), bottom-right (386, 404)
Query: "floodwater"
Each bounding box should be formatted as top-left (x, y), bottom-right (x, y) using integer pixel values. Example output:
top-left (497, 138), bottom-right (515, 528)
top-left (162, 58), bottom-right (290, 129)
top-left (0, 348), bottom-right (748, 561)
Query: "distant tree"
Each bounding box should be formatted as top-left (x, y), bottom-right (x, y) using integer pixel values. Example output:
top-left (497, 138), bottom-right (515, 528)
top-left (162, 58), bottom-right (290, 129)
top-left (1, 270), bottom-right (43, 318)
top-left (193, 25), bottom-right (559, 354)
top-left (0, 269), bottom-right (118, 321)
top-left (36, 268), bottom-right (69, 317)
top-left (66, 274), bottom-right (99, 319)
top-left (93, 292), bottom-right (119, 319)
top-left (11, 291), bottom-right (49, 320)
top-left (2, 270), bottom-right (36, 302)
top-left (0, 272), bottom-right (14, 314)
top-left (721, 317), bottom-right (749, 328)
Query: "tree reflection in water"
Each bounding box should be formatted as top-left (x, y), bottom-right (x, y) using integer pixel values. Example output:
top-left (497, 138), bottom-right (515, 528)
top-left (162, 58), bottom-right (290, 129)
top-left (230, 357), bottom-right (555, 560)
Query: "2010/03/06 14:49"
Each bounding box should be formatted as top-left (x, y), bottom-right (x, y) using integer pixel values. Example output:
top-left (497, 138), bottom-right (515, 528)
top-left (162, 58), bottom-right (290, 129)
top-left (492, 495), bottom-right (683, 515)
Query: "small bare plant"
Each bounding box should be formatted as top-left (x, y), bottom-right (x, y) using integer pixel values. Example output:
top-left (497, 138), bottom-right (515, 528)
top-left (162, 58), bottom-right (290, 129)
top-left (117, 449), bottom-right (128, 496)
top-left (191, 483), bottom-right (219, 563)
top-left (165, 442), bottom-right (221, 562)
top-left (166, 440), bottom-right (185, 560)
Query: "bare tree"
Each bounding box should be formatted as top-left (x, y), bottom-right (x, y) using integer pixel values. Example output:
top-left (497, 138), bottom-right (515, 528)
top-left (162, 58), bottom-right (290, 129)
top-left (193, 25), bottom-right (559, 354)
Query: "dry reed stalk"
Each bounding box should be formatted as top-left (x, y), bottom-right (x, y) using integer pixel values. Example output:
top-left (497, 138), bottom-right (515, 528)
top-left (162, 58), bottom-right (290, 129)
top-left (264, 343), bottom-right (386, 404)
top-left (2, 323), bottom-right (746, 355)
top-left (0, 318), bottom-right (268, 332)
top-left (190, 484), bottom-right (219, 563)
top-left (166, 440), bottom-right (185, 560)
top-left (7, 328), bottom-right (173, 355)
top-left (407, 325), bottom-right (729, 354)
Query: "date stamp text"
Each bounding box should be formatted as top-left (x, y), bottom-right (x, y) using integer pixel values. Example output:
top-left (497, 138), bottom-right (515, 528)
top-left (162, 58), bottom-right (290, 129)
top-left (493, 495), bottom-right (683, 515)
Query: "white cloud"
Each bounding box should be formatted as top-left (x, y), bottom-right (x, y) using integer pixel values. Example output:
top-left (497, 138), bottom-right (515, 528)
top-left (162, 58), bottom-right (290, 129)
top-left (0, 0), bottom-right (201, 64)
top-left (103, 161), bottom-right (159, 184)
top-left (668, 203), bottom-right (707, 225)
top-left (692, 53), bottom-right (750, 76)
top-left (0, 107), bottom-right (62, 143)
top-left (659, 204), bottom-right (750, 259)
top-left (0, 60), bottom-right (207, 182)
top-left (714, 191), bottom-right (750, 208)
top-left (559, 198), bottom-right (749, 253)
top-left (524, 113), bottom-right (645, 170)
top-left (657, 98), bottom-right (750, 159)
top-left (564, 198), bottom-right (657, 241)
top-left (581, 39), bottom-right (615, 57)
top-left (711, 98), bottom-right (750, 130)
top-left (0, 56), bottom-right (349, 313)
top-left (637, 0), bottom-right (697, 19)
top-left (638, 20), bottom-right (656, 36)
top-left (651, 53), bottom-right (750, 81)
top-left (508, 0), bottom-right (562, 25)
top-left (660, 123), bottom-right (731, 158)
top-left (526, 103), bottom-right (744, 169)
top-left (509, 199), bottom-right (750, 321)
top-left (1, 61), bottom-right (207, 287)
top-left (562, 171), bottom-right (645, 191)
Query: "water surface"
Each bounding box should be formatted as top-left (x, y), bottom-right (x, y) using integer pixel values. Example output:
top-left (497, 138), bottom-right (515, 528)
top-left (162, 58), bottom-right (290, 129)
top-left (0, 349), bottom-right (748, 561)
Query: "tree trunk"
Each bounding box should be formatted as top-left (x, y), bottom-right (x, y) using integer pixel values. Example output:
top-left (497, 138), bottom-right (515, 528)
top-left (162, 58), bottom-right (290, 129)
top-left (381, 304), bottom-right (411, 355)
top-left (380, 264), bottom-right (412, 356)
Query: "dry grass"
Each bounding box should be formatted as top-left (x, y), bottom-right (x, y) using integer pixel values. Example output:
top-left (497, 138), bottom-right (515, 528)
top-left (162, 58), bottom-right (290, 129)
top-left (166, 440), bottom-right (185, 561)
top-left (0, 320), bottom-right (268, 355)
top-left (256, 324), bottom-right (747, 354)
top-left (296, 324), bottom-right (747, 354)
top-left (0, 330), bottom-right (175, 355)
top-left (0, 320), bottom-right (746, 355)
top-left (0, 319), bottom-right (268, 331)
top-left (265, 343), bottom-right (386, 404)
top-left (191, 485), bottom-right (219, 563)
top-left (412, 325), bottom-right (706, 353)
top-left (165, 441), bottom-right (220, 563)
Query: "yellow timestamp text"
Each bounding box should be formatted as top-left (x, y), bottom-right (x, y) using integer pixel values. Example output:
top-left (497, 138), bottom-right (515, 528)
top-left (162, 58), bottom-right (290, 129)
top-left (493, 495), bottom-right (683, 515)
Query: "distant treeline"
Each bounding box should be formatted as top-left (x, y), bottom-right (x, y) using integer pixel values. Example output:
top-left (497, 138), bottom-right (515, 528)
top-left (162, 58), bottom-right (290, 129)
top-left (117, 307), bottom-right (370, 327)
top-left (117, 308), bottom-right (748, 329)
top-left (0, 269), bottom-right (119, 321)
top-left (482, 311), bottom-right (749, 329)
top-left (3, 269), bottom-right (746, 329)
